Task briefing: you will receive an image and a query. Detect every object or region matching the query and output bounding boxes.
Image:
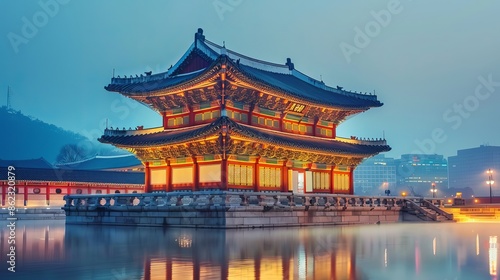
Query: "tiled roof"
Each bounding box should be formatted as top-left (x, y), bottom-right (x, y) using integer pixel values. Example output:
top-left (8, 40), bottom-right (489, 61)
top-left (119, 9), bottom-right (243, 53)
top-left (55, 154), bottom-right (142, 170)
top-left (99, 117), bottom-right (390, 156)
top-left (0, 168), bottom-right (144, 184)
top-left (104, 29), bottom-right (382, 108)
top-left (99, 121), bottom-right (222, 147)
top-left (236, 64), bottom-right (382, 108)
top-left (231, 121), bottom-right (391, 156)
top-left (104, 69), bottom-right (202, 94)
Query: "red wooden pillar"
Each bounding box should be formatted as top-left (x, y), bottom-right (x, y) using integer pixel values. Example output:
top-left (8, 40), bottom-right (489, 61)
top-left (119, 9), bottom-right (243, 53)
top-left (67, 183), bottom-right (71, 195)
top-left (332, 123), bottom-right (337, 139)
top-left (330, 165), bottom-right (335, 194)
top-left (221, 159), bottom-right (228, 190)
top-left (248, 104), bottom-right (255, 125)
top-left (46, 185), bottom-right (50, 206)
top-left (254, 157), bottom-right (260, 192)
top-left (24, 184), bottom-right (28, 206)
top-left (192, 157), bottom-right (199, 191)
top-left (144, 162), bottom-right (151, 193)
top-left (281, 161), bottom-right (288, 192)
top-left (313, 117), bottom-right (319, 136)
top-left (162, 112), bottom-right (168, 129)
top-left (279, 112), bottom-right (285, 132)
top-left (349, 166), bottom-right (355, 195)
top-left (166, 160), bottom-right (172, 192)
top-left (188, 106), bottom-right (195, 126)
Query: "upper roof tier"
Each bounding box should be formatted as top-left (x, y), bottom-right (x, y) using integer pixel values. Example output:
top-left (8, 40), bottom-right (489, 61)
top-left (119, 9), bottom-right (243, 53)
top-left (105, 29), bottom-right (382, 112)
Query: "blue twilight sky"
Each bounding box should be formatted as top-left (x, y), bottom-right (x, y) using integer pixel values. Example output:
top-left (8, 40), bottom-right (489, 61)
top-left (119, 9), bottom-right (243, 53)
top-left (1, 0), bottom-right (500, 158)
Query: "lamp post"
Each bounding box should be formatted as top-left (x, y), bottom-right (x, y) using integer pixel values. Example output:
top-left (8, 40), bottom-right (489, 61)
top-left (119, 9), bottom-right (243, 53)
top-left (486, 169), bottom-right (494, 204)
top-left (431, 182), bottom-right (437, 198)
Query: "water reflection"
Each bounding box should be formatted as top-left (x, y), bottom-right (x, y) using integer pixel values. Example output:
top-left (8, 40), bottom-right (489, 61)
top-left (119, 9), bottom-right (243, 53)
top-left (0, 221), bottom-right (498, 279)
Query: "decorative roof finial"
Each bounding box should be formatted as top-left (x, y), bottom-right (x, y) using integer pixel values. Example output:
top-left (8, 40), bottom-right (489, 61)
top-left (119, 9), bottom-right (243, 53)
top-left (285, 58), bottom-right (294, 70)
top-left (195, 28), bottom-right (205, 45)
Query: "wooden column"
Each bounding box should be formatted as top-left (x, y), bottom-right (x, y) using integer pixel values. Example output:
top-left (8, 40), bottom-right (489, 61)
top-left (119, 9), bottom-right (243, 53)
top-left (46, 185), bottom-right (50, 206)
top-left (330, 165), bottom-right (335, 194)
top-left (248, 104), bottom-right (255, 125)
top-left (349, 166), bottom-right (355, 195)
top-left (188, 106), bottom-right (195, 126)
top-left (279, 112), bottom-right (285, 132)
top-left (332, 123), bottom-right (337, 139)
top-left (166, 160), bottom-right (172, 192)
top-left (192, 157), bottom-right (199, 191)
top-left (162, 112), bottom-right (167, 129)
top-left (313, 117), bottom-right (319, 136)
top-left (254, 157), bottom-right (260, 192)
top-left (221, 159), bottom-right (228, 190)
top-left (144, 162), bottom-right (151, 193)
top-left (281, 161), bottom-right (288, 192)
top-left (24, 184), bottom-right (28, 206)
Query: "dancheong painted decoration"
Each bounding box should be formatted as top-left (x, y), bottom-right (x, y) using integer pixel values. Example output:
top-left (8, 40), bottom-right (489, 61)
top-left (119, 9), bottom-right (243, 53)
top-left (99, 28), bottom-right (391, 194)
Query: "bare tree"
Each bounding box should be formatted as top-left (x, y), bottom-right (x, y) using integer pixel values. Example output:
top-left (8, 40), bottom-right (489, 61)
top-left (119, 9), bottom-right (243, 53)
top-left (56, 144), bottom-right (88, 164)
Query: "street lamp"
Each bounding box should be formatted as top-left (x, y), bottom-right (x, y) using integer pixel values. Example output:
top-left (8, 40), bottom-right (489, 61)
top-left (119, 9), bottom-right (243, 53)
top-left (486, 169), bottom-right (494, 203)
top-left (431, 182), bottom-right (437, 198)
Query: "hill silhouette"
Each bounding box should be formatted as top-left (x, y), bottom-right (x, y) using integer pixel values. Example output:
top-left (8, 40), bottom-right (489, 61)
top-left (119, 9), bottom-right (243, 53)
top-left (0, 106), bottom-right (117, 163)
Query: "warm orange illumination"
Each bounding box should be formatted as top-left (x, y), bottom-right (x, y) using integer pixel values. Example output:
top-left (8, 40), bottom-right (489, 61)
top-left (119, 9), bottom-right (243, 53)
top-left (447, 199), bottom-right (452, 203)
top-left (401, 192), bottom-right (407, 197)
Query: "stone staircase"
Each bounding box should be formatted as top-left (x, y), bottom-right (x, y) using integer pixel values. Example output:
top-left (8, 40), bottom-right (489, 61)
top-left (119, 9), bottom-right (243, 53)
top-left (404, 199), bottom-right (454, 222)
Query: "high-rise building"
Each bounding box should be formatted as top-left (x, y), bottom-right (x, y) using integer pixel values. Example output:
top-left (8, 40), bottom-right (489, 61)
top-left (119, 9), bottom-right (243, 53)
top-left (354, 154), bottom-right (396, 195)
top-left (448, 145), bottom-right (500, 196)
top-left (395, 154), bottom-right (448, 197)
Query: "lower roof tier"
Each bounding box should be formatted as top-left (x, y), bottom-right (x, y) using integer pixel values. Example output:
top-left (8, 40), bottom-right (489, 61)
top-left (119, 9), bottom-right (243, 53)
top-left (98, 117), bottom-right (390, 165)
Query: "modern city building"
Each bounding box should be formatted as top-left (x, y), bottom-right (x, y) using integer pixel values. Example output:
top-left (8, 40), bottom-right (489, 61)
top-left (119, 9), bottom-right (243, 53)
top-left (448, 145), bottom-right (500, 197)
top-left (395, 154), bottom-right (448, 197)
top-left (99, 28), bottom-right (391, 194)
top-left (353, 154), bottom-right (396, 195)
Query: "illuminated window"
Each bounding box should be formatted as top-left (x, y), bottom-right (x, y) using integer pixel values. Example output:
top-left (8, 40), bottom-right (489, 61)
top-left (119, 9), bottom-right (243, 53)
top-left (259, 167), bottom-right (281, 188)
top-left (194, 110), bottom-right (219, 123)
top-left (228, 164), bottom-right (253, 186)
top-left (313, 172), bottom-right (330, 190)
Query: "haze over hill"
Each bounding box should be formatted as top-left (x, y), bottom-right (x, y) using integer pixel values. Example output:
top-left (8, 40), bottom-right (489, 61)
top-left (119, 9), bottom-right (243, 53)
top-left (0, 106), bottom-right (121, 163)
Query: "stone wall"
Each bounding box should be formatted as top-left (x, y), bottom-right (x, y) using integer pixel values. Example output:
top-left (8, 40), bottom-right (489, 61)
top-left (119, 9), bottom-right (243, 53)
top-left (0, 208), bottom-right (65, 220)
top-left (64, 205), bottom-right (402, 228)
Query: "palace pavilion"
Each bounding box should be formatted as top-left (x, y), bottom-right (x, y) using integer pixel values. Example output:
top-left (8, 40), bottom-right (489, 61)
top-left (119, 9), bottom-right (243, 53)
top-left (99, 28), bottom-right (390, 194)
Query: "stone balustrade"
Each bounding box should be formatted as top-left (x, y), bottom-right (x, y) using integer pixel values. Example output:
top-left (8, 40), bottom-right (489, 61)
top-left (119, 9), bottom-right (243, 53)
top-left (63, 191), bottom-right (409, 210)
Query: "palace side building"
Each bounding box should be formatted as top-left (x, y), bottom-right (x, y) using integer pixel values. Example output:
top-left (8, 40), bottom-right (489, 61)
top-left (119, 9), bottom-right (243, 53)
top-left (99, 29), bottom-right (390, 194)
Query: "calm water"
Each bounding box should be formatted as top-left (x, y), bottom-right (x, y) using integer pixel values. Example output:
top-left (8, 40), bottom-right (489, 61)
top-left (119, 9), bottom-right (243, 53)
top-left (0, 220), bottom-right (498, 280)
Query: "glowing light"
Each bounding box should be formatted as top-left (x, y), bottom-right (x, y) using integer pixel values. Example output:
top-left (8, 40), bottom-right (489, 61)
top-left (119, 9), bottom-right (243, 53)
top-left (433, 237), bottom-right (436, 256)
top-left (384, 248), bottom-right (388, 267)
top-left (476, 234), bottom-right (480, 256)
top-left (489, 236), bottom-right (497, 276)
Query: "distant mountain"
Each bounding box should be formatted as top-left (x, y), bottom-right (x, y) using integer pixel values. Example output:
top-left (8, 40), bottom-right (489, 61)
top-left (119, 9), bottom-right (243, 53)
top-left (0, 106), bottom-right (121, 163)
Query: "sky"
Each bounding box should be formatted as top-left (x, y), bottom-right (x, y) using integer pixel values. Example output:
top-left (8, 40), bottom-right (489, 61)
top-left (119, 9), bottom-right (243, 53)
top-left (1, 0), bottom-right (500, 159)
